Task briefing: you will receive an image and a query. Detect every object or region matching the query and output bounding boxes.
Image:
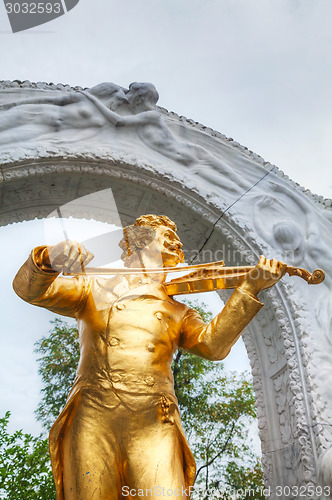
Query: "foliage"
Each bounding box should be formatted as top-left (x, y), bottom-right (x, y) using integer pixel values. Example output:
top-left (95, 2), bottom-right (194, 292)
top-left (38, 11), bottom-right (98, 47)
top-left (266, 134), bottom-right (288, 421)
top-left (0, 411), bottom-right (55, 499)
top-left (224, 458), bottom-right (265, 499)
top-left (34, 318), bottom-right (80, 430)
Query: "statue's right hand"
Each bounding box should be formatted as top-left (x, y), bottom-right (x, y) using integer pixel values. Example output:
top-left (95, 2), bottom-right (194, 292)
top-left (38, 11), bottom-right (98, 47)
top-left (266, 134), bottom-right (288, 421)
top-left (47, 240), bottom-right (94, 273)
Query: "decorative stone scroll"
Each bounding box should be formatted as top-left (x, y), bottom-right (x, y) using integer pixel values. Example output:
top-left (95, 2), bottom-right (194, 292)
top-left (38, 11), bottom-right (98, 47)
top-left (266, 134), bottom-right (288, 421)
top-left (1, 80), bottom-right (332, 499)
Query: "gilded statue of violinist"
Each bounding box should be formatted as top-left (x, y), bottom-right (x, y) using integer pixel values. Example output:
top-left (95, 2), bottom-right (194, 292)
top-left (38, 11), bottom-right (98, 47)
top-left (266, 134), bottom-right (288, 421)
top-left (13, 214), bottom-right (288, 499)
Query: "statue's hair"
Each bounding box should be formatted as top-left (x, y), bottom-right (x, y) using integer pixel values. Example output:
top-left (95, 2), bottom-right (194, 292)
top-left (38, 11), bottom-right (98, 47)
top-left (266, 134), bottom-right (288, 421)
top-left (118, 214), bottom-right (179, 266)
top-left (272, 219), bottom-right (303, 248)
top-left (128, 82), bottom-right (159, 106)
top-left (134, 214), bottom-right (177, 232)
top-left (88, 82), bottom-right (124, 100)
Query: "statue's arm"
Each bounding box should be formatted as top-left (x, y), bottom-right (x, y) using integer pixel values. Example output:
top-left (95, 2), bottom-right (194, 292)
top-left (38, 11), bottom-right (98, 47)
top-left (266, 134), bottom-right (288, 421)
top-left (0, 93), bottom-right (81, 111)
top-left (81, 91), bottom-right (158, 127)
top-left (179, 288), bottom-right (263, 361)
top-left (12, 245), bottom-right (91, 318)
top-left (179, 256), bottom-right (286, 361)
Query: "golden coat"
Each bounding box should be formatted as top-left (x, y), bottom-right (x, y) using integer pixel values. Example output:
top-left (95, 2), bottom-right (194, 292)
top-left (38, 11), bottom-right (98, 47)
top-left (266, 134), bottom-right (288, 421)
top-left (13, 247), bottom-right (263, 498)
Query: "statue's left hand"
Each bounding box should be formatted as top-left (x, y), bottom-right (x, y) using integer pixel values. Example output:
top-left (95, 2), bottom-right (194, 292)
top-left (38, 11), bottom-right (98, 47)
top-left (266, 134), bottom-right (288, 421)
top-left (239, 255), bottom-right (287, 297)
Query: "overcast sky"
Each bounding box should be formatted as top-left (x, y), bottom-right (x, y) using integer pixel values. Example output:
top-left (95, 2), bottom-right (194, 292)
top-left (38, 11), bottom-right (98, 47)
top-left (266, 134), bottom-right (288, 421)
top-left (1, 0), bottom-right (331, 438)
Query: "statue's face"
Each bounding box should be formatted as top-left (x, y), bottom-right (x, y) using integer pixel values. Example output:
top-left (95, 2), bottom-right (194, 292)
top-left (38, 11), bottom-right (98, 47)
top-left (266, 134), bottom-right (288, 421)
top-left (147, 225), bottom-right (184, 268)
top-left (108, 89), bottom-right (128, 111)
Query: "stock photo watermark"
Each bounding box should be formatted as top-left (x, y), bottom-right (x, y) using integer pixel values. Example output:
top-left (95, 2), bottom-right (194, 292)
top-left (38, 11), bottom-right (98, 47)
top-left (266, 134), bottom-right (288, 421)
top-left (3, 0), bottom-right (79, 33)
top-left (122, 484), bottom-right (331, 498)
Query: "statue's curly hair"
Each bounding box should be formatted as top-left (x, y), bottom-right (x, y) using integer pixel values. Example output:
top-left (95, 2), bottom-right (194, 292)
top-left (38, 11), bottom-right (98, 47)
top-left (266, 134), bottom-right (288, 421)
top-left (118, 214), bottom-right (180, 266)
top-left (134, 214), bottom-right (177, 232)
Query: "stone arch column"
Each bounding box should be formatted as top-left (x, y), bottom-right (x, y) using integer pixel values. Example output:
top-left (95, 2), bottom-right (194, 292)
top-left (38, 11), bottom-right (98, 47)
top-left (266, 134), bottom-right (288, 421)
top-left (1, 80), bottom-right (332, 498)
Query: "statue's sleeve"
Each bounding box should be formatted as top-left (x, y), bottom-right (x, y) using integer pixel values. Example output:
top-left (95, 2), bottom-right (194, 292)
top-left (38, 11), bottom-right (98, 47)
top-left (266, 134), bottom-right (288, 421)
top-left (179, 288), bottom-right (263, 361)
top-left (12, 246), bottom-right (90, 318)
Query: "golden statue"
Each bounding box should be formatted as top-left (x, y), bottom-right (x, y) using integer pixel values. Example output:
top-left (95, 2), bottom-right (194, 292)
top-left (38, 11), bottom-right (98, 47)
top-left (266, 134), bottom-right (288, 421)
top-left (12, 214), bottom-right (324, 499)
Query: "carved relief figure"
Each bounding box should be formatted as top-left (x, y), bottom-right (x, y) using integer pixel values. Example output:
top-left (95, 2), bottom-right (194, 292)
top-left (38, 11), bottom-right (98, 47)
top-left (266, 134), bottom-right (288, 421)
top-left (253, 195), bottom-right (306, 265)
top-left (13, 214), bottom-right (286, 499)
top-left (0, 82), bottom-right (248, 194)
top-left (83, 83), bottom-right (247, 193)
top-left (253, 183), bottom-right (332, 284)
top-left (0, 82), bottom-right (128, 144)
top-left (254, 182), bottom-right (332, 333)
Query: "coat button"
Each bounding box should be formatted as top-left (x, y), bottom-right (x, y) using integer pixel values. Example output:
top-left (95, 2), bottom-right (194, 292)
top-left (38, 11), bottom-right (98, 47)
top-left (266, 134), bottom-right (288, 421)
top-left (116, 303), bottom-right (125, 310)
top-left (147, 343), bottom-right (155, 352)
top-left (155, 312), bottom-right (162, 320)
top-left (109, 337), bottom-right (119, 347)
top-left (145, 376), bottom-right (155, 386)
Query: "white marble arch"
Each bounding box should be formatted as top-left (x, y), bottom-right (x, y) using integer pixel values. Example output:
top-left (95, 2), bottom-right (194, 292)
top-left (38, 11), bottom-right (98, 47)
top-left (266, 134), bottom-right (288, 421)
top-left (1, 80), bottom-right (332, 499)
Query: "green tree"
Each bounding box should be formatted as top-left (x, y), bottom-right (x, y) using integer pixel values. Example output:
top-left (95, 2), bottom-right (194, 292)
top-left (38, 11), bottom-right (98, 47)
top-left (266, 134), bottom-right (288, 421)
top-left (34, 318), bottom-right (80, 430)
top-left (224, 458), bottom-right (265, 499)
top-left (0, 412), bottom-right (55, 499)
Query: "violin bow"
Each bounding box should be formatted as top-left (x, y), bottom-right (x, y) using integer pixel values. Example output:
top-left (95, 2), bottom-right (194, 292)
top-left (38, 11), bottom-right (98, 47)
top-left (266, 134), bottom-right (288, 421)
top-left (63, 261), bottom-right (325, 285)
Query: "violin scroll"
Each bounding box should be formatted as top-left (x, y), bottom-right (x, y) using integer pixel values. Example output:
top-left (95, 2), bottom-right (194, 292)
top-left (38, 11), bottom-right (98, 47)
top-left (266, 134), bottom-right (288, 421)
top-left (286, 266), bottom-right (325, 285)
top-left (308, 268), bottom-right (325, 285)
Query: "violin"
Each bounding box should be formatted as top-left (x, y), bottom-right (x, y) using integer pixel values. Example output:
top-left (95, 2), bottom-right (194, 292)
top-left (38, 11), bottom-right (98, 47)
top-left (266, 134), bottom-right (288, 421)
top-left (64, 261), bottom-right (325, 296)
